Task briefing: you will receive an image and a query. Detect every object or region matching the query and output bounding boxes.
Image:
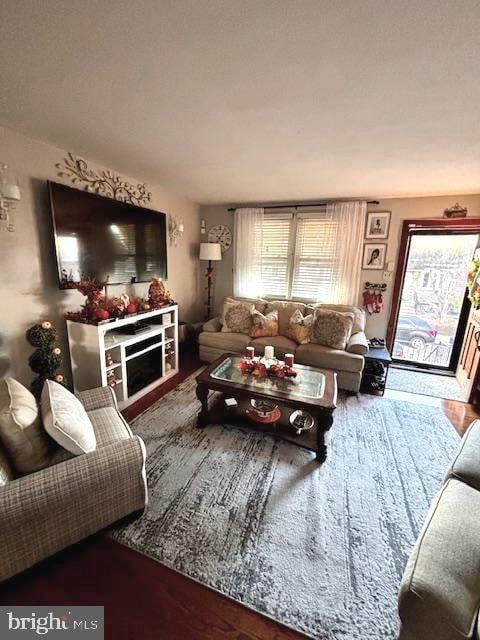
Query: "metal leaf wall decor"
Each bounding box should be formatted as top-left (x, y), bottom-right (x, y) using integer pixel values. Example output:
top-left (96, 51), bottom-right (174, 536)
top-left (56, 153), bottom-right (152, 205)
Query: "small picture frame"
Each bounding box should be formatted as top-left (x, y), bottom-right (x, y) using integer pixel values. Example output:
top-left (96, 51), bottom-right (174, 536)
top-left (362, 243), bottom-right (387, 270)
top-left (365, 211), bottom-right (391, 239)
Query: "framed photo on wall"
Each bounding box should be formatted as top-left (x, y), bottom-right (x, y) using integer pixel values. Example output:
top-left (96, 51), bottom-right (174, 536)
top-left (365, 211), bottom-right (391, 239)
top-left (362, 243), bottom-right (386, 270)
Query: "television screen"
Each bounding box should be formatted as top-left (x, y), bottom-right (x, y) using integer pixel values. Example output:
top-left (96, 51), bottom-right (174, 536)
top-left (48, 181), bottom-right (167, 288)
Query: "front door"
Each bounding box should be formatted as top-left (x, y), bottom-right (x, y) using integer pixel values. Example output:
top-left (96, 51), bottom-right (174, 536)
top-left (391, 232), bottom-right (478, 370)
top-left (456, 309), bottom-right (480, 403)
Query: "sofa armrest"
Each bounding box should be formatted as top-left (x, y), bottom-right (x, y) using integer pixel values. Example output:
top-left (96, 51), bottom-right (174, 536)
top-left (0, 436), bottom-right (147, 581)
top-left (76, 386), bottom-right (117, 411)
top-left (346, 331), bottom-right (369, 356)
top-left (203, 316), bottom-right (221, 332)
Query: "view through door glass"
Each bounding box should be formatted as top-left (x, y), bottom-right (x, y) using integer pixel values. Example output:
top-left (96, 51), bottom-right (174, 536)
top-left (393, 233), bottom-right (478, 369)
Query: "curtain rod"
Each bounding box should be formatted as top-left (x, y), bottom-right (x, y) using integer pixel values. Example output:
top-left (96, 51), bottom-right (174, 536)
top-left (227, 200), bottom-right (380, 212)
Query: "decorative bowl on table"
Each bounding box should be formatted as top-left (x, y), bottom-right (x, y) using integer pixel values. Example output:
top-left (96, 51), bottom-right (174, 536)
top-left (247, 398), bottom-right (281, 424)
top-left (289, 410), bottom-right (314, 435)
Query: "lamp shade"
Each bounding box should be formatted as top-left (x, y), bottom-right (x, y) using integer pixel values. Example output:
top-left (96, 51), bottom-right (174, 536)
top-left (200, 242), bottom-right (222, 261)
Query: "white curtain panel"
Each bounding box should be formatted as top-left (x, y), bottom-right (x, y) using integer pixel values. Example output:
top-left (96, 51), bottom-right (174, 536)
top-left (326, 200), bottom-right (366, 306)
top-left (233, 207), bottom-right (265, 298)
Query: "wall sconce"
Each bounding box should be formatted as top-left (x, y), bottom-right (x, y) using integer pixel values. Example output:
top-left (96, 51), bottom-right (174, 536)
top-left (168, 216), bottom-right (184, 247)
top-left (0, 164), bottom-right (21, 232)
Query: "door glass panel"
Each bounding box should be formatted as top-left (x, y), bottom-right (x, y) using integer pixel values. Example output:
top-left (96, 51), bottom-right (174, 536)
top-left (393, 233), bottom-right (478, 368)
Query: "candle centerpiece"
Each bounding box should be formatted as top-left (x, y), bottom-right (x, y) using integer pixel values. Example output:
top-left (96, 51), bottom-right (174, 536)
top-left (237, 345), bottom-right (297, 380)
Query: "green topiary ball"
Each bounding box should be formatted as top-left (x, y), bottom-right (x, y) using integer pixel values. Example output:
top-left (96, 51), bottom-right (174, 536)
top-left (26, 322), bottom-right (57, 348)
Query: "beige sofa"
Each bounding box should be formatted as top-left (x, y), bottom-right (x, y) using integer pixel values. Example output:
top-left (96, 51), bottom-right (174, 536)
top-left (398, 419), bottom-right (480, 639)
top-left (0, 385), bottom-right (147, 582)
top-left (198, 298), bottom-right (368, 392)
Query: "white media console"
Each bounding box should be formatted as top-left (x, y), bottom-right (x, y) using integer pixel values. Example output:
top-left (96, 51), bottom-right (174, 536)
top-left (67, 304), bottom-right (179, 409)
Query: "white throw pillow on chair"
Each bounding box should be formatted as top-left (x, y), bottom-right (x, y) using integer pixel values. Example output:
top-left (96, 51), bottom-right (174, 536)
top-left (41, 380), bottom-right (96, 455)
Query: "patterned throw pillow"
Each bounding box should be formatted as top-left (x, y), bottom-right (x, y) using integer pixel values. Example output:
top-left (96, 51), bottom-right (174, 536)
top-left (249, 310), bottom-right (279, 338)
top-left (221, 299), bottom-right (255, 334)
top-left (311, 309), bottom-right (354, 350)
top-left (284, 309), bottom-right (313, 344)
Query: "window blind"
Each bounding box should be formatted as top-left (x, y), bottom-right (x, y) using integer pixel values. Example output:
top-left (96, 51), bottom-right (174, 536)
top-left (259, 214), bottom-right (292, 298)
top-left (291, 212), bottom-right (339, 301)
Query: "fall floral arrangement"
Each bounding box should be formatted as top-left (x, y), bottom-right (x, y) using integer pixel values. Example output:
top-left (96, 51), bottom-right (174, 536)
top-left (26, 321), bottom-right (66, 398)
top-left (237, 358), bottom-right (297, 379)
top-left (64, 275), bottom-right (174, 325)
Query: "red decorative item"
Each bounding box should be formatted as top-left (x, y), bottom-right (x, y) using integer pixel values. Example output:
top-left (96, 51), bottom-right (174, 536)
top-left (94, 308), bottom-right (110, 321)
top-left (237, 358), bottom-right (297, 379)
top-left (65, 275), bottom-right (108, 324)
top-left (284, 353), bottom-right (294, 367)
top-left (126, 303), bottom-right (138, 314)
top-left (245, 346), bottom-right (255, 359)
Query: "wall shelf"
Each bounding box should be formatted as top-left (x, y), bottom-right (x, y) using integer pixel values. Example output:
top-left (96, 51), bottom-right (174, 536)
top-left (67, 304), bottom-right (179, 409)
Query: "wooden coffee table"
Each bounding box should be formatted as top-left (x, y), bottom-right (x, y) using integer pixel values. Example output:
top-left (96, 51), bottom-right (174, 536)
top-left (195, 353), bottom-right (338, 462)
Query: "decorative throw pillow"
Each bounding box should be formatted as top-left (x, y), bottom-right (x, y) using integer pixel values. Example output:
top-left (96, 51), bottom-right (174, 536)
top-left (249, 310), bottom-right (279, 338)
top-left (284, 309), bottom-right (314, 344)
top-left (221, 299), bottom-right (255, 334)
top-left (41, 380), bottom-right (96, 455)
top-left (311, 309), bottom-right (355, 350)
top-left (224, 296), bottom-right (268, 314)
top-left (0, 378), bottom-right (50, 473)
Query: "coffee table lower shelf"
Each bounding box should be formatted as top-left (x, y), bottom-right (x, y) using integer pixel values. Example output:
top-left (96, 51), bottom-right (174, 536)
top-left (196, 392), bottom-right (334, 462)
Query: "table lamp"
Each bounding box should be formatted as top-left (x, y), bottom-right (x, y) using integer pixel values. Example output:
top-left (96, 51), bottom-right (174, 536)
top-left (200, 242), bottom-right (222, 320)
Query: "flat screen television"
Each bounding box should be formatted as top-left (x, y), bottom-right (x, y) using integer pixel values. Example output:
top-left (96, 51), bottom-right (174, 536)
top-left (48, 181), bottom-right (167, 288)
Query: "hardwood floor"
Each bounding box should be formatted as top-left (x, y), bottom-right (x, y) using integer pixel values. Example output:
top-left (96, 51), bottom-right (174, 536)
top-left (384, 388), bottom-right (480, 437)
top-left (1, 349), bottom-right (477, 639)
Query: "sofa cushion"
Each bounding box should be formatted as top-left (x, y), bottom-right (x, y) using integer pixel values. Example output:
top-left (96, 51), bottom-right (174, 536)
top-left (224, 296), bottom-right (268, 314)
top-left (284, 309), bottom-right (314, 344)
top-left (265, 301), bottom-right (307, 335)
top-left (0, 446), bottom-right (14, 485)
top-left (88, 407), bottom-right (132, 447)
top-left (249, 335), bottom-right (298, 360)
top-left (221, 299), bottom-right (254, 334)
top-left (445, 419), bottom-right (480, 490)
top-left (249, 310), bottom-right (279, 338)
top-left (0, 378), bottom-right (50, 474)
top-left (295, 343), bottom-right (364, 373)
top-left (41, 380), bottom-right (96, 455)
top-left (311, 308), bottom-right (354, 350)
top-left (307, 304), bottom-right (365, 334)
top-left (399, 479), bottom-right (480, 640)
top-left (199, 330), bottom-right (251, 353)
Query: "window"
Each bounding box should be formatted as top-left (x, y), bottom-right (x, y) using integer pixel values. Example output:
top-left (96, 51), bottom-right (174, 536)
top-left (260, 210), bottom-right (340, 301)
top-left (259, 214), bottom-right (292, 298)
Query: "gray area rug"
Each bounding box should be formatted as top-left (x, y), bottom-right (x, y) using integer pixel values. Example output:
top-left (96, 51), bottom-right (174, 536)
top-left (386, 367), bottom-right (465, 401)
top-left (111, 371), bottom-right (460, 639)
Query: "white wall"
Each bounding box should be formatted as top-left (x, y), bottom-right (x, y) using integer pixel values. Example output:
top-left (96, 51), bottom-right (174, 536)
top-left (0, 126), bottom-right (202, 385)
top-left (200, 194), bottom-right (480, 337)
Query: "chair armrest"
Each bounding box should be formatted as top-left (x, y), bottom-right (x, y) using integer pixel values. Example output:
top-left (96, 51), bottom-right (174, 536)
top-left (0, 436), bottom-right (147, 581)
top-left (76, 386), bottom-right (117, 411)
top-left (346, 331), bottom-right (369, 356)
top-left (203, 316), bottom-right (221, 332)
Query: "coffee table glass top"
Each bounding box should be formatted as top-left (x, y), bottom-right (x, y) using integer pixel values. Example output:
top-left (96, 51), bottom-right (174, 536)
top-left (210, 356), bottom-right (325, 400)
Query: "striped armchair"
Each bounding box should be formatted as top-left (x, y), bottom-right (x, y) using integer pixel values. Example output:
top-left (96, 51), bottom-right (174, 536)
top-left (0, 386), bottom-right (147, 582)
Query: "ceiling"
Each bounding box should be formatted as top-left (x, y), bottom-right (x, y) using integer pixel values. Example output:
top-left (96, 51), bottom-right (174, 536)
top-left (1, 0), bottom-right (479, 204)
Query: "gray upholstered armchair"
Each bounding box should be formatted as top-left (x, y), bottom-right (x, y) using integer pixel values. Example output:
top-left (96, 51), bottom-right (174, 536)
top-left (0, 386), bottom-right (147, 582)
